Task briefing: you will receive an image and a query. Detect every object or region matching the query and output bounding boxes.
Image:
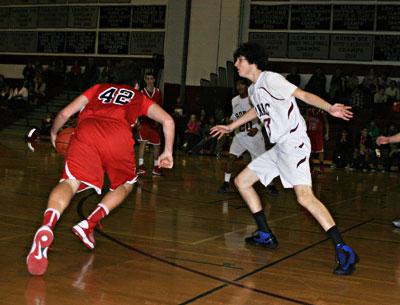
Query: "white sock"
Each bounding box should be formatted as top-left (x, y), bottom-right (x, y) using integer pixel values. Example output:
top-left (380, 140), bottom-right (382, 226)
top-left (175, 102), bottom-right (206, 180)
top-left (139, 158), bottom-right (144, 166)
top-left (224, 173), bottom-right (231, 183)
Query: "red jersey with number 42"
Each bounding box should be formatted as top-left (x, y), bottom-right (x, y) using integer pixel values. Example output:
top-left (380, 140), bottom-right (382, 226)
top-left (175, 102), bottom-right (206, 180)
top-left (61, 84), bottom-right (154, 193)
top-left (79, 83), bottom-right (153, 128)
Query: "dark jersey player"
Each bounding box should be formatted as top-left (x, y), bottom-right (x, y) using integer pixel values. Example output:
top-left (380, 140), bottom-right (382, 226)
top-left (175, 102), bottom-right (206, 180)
top-left (26, 61), bottom-right (175, 276)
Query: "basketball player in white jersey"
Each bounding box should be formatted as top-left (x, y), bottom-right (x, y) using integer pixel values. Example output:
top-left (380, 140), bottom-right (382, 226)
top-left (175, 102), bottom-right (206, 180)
top-left (218, 78), bottom-right (278, 197)
top-left (211, 42), bottom-right (357, 275)
top-left (376, 132), bottom-right (400, 229)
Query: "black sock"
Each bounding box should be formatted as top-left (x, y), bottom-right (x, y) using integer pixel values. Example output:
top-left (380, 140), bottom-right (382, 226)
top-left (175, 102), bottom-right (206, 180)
top-left (253, 210), bottom-right (271, 233)
top-left (326, 226), bottom-right (344, 246)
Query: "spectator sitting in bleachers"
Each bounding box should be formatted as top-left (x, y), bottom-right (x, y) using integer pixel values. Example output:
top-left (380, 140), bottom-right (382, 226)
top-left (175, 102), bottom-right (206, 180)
top-left (351, 127), bottom-right (374, 172)
top-left (344, 71), bottom-right (359, 97)
top-left (350, 84), bottom-right (365, 111)
top-left (33, 74), bottom-right (46, 105)
top-left (171, 97), bottom-right (186, 149)
top-left (9, 80), bottom-right (29, 102)
top-left (385, 81), bottom-right (400, 104)
top-left (373, 86), bottom-right (388, 117)
top-left (189, 116), bottom-right (217, 155)
top-left (183, 114), bottom-right (201, 151)
top-left (374, 86), bottom-right (387, 105)
top-left (332, 128), bottom-right (353, 169)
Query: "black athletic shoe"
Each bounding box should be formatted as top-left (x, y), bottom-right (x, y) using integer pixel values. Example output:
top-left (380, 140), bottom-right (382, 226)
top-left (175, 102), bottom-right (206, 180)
top-left (334, 243), bottom-right (359, 275)
top-left (266, 185), bottom-right (279, 197)
top-left (245, 230), bottom-right (278, 249)
top-left (218, 182), bottom-right (229, 193)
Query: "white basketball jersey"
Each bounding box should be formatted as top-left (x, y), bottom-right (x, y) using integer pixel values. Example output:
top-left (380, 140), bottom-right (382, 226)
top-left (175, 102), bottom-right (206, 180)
top-left (230, 95), bottom-right (260, 135)
top-left (248, 71), bottom-right (307, 144)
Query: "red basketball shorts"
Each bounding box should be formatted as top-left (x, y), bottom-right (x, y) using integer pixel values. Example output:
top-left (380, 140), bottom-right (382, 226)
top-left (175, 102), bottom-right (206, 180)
top-left (138, 123), bottom-right (160, 145)
top-left (308, 133), bottom-right (324, 153)
top-left (60, 119), bottom-right (137, 194)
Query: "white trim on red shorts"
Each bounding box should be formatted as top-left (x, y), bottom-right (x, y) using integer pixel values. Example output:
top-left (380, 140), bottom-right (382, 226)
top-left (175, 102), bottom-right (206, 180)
top-left (61, 162), bottom-right (102, 195)
top-left (109, 175), bottom-right (138, 191)
top-left (138, 134), bottom-right (160, 146)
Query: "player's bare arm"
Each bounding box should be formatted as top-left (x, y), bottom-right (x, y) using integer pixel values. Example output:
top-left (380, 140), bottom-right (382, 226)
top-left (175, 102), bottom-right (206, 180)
top-left (147, 103), bottom-right (175, 168)
top-left (293, 88), bottom-right (353, 121)
top-left (323, 113), bottom-right (329, 141)
top-left (211, 108), bottom-right (258, 139)
top-left (50, 95), bottom-right (89, 147)
top-left (377, 132), bottom-right (400, 145)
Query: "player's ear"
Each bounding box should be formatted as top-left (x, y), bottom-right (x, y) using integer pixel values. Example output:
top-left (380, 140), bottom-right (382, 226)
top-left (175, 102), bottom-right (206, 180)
top-left (134, 82), bottom-right (140, 90)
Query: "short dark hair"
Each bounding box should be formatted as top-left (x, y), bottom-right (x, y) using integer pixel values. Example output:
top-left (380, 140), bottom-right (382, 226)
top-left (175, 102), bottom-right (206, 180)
top-left (145, 71), bottom-right (156, 78)
top-left (236, 77), bottom-right (250, 87)
top-left (113, 60), bottom-right (139, 87)
top-left (233, 42), bottom-right (268, 71)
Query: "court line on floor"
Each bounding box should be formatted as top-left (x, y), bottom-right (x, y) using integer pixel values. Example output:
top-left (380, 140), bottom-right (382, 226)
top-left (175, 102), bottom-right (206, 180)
top-left (190, 213), bottom-right (300, 246)
top-left (77, 192), bottom-right (312, 305)
top-left (77, 192), bottom-right (374, 305)
top-left (180, 218), bottom-right (373, 305)
top-left (191, 195), bottom-right (363, 246)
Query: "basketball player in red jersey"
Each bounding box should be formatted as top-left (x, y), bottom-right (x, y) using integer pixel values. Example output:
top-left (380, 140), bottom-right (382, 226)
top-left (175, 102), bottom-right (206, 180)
top-left (26, 61), bottom-right (175, 276)
top-left (306, 108), bottom-right (329, 173)
top-left (138, 72), bottom-right (164, 176)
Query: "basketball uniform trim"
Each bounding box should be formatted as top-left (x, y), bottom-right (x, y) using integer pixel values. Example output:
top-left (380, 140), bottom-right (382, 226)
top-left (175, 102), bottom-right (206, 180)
top-left (61, 162), bottom-right (102, 195)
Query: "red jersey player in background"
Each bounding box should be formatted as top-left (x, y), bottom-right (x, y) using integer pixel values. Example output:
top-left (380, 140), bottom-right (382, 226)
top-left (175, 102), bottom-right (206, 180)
top-left (138, 71), bottom-right (164, 176)
top-left (306, 108), bottom-right (329, 173)
top-left (26, 61), bottom-right (175, 276)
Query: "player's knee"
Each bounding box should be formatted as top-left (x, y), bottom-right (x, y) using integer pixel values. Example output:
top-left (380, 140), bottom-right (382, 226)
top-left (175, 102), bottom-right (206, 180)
top-left (234, 175), bottom-right (242, 189)
top-left (123, 183), bottom-right (134, 194)
top-left (61, 179), bottom-right (81, 194)
top-left (234, 174), bottom-right (248, 190)
top-left (296, 191), bottom-right (314, 207)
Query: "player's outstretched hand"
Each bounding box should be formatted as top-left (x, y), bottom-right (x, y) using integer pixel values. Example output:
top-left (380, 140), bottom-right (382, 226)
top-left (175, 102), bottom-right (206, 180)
top-left (210, 125), bottom-right (231, 139)
top-left (328, 104), bottom-right (353, 121)
top-left (376, 136), bottom-right (390, 146)
top-left (158, 151), bottom-right (173, 169)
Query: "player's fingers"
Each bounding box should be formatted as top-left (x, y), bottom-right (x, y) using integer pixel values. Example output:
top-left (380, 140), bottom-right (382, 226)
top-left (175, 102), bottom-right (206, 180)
top-left (211, 130), bottom-right (222, 138)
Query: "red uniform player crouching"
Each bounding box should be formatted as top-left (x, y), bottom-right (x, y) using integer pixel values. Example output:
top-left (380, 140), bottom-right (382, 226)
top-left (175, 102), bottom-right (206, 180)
top-left (26, 61), bottom-right (175, 276)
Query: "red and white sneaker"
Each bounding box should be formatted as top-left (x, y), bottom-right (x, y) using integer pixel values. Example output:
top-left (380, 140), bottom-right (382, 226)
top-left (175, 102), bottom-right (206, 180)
top-left (72, 220), bottom-right (95, 250)
top-left (26, 226), bottom-right (54, 276)
top-left (152, 166), bottom-right (163, 176)
top-left (138, 164), bottom-right (147, 176)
